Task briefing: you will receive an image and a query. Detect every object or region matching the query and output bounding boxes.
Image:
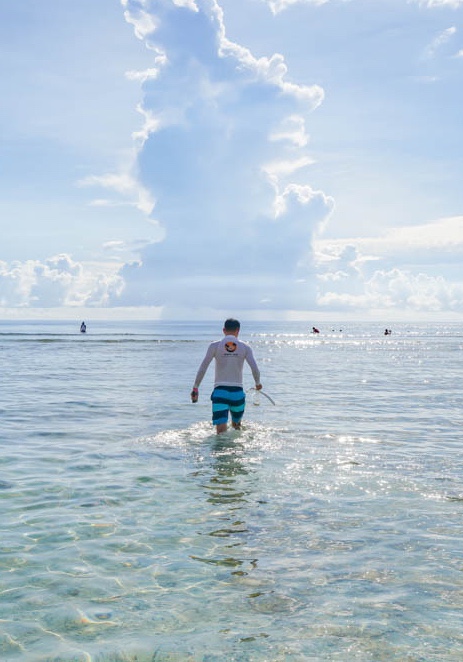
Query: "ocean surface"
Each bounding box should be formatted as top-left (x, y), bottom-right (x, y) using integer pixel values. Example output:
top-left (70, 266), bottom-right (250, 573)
top-left (1, 319), bottom-right (463, 661)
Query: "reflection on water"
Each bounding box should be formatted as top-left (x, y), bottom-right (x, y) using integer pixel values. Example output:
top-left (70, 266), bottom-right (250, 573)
top-left (190, 434), bottom-right (260, 577)
top-left (205, 437), bottom-right (251, 506)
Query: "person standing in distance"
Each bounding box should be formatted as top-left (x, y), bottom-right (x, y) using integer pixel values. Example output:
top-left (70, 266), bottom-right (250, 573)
top-left (191, 318), bottom-right (262, 434)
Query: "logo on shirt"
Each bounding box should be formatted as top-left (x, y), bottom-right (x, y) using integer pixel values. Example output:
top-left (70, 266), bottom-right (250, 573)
top-left (225, 341), bottom-right (237, 353)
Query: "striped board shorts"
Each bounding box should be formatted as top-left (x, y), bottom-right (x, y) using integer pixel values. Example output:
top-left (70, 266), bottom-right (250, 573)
top-left (210, 386), bottom-right (245, 426)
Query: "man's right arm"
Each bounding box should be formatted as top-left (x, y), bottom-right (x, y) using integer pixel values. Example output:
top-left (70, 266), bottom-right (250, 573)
top-left (191, 343), bottom-right (216, 402)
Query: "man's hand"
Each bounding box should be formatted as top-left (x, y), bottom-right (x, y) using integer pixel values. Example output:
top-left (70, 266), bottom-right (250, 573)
top-left (191, 387), bottom-right (199, 403)
top-left (255, 383), bottom-right (262, 391)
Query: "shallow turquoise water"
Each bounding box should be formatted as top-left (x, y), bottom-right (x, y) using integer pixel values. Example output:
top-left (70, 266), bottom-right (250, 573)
top-left (1, 321), bottom-right (463, 660)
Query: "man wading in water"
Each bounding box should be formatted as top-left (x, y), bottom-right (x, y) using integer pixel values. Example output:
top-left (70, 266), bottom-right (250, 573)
top-left (191, 318), bottom-right (262, 434)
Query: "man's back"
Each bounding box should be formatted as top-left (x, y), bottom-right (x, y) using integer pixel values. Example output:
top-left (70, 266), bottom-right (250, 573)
top-left (210, 335), bottom-right (254, 387)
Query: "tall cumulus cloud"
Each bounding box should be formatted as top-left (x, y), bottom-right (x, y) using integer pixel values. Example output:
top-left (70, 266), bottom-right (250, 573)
top-left (109, 0), bottom-right (333, 313)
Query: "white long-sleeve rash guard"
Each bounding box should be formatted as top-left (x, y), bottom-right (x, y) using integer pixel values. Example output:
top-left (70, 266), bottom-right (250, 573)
top-left (194, 335), bottom-right (261, 389)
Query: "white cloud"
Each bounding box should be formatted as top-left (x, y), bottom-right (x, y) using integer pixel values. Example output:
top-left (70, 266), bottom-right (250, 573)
top-left (132, 104), bottom-right (161, 145)
top-left (270, 115), bottom-right (309, 147)
top-left (212, 1), bottom-right (324, 110)
top-left (271, 183), bottom-right (335, 219)
top-left (413, 0), bottom-right (463, 7)
top-left (78, 170), bottom-right (156, 216)
top-left (263, 0), bottom-right (463, 14)
top-left (316, 216), bottom-right (463, 257)
top-left (423, 26), bottom-right (457, 59)
top-left (173, 0), bottom-right (199, 9)
top-left (265, 0), bottom-right (330, 14)
top-left (123, 7), bottom-right (158, 40)
top-left (103, 240), bottom-right (127, 251)
top-left (263, 156), bottom-right (315, 179)
top-left (103, 238), bottom-right (160, 258)
top-left (125, 46), bottom-right (168, 83)
top-left (314, 217), bottom-right (463, 313)
top-left (318, 270), bottom-right (463, 313)
top-left (125, 67), bottom-right (162, 83)
top-left (0, 255), bottom-right (124, 308)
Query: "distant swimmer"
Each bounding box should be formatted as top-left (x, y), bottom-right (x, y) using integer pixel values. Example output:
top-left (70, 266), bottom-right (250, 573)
top-left (312, 327), bottom-right (320, 334)
top-left (191, 318), bottom-right (262, 434)
top-left (384, 328), bottom-right (391, 336)
top-left (80, 321), bottom-right (87, 333)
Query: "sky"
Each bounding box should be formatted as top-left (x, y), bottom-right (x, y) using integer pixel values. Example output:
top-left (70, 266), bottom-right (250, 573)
top-left (1, 0), bottom-right (463, 321)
